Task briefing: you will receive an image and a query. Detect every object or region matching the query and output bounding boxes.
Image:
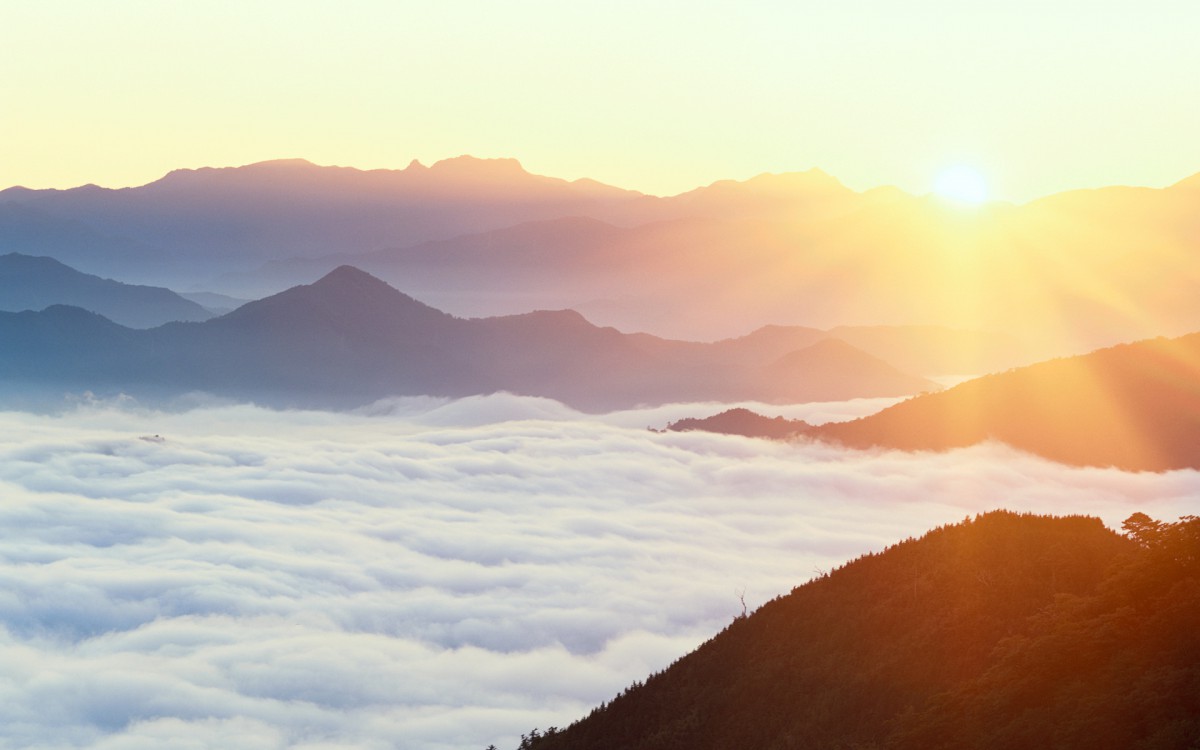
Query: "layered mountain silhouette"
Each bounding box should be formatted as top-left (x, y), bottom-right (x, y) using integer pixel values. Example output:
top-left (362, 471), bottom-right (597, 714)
top-left (518, 511), bottom-right (1200, 750)
top-left (814, 333), bottom-right (1200, 471)
top-left (0, 266), bottom-right (936, 411)
top-left (0, 253), bottom-right (212, 327)
top-left (668, 332), bottom-right (1200, 472)
top-left (6, 158), bottom-right (1198, 349)
top-left (0, 158), bottom-right (639, 286)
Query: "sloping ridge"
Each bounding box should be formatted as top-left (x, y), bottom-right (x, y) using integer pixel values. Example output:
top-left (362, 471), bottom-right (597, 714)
top-left (0, 252), bottom-right (210, 327)
top-left (522, 511), bottom-right (1199, 750)
top-left (213, 264), bottom-right (456, 334)
top-left (156, 265), bottom-right (478, 401)
top-left (813, 332), bottom-right (1200, 471)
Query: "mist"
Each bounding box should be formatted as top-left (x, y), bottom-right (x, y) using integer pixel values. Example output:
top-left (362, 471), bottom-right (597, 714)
top-left (1, 395), bottom-right (1193, 750)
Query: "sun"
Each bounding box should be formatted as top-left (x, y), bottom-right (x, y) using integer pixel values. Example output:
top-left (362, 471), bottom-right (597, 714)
top-left (933, 165), bottom-right (989, 206)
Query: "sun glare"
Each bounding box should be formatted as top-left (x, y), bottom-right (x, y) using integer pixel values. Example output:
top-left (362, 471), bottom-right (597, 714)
top-left (933, 165), bottom-right (989, 206)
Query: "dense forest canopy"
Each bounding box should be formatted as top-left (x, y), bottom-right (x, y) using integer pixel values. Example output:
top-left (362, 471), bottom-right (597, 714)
top-left (508, 511), bottom-right (1200, 750)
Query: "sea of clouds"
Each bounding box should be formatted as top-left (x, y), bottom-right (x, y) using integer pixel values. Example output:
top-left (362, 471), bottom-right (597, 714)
top-left (1, 393), bottom-right (1195, 750)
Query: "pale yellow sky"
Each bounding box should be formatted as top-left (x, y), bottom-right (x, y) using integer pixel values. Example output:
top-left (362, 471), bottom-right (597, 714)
top-left (2, 0), bottom-right (1198, 201)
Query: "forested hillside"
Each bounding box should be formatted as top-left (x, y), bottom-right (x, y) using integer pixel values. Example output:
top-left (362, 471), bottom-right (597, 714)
top-left (515, 511), bottom-right (1200, 750)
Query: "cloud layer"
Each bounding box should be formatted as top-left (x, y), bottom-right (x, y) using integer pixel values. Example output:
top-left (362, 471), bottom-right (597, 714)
top-left (1, 395), bottom-right (1194, 749)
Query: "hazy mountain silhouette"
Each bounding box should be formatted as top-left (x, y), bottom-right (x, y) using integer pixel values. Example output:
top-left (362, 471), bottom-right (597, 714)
top-left (0, 158), bottom-right (641, 287)
top-left (519, 511), bottom-right (1200, 750)
top-left (257, 175), bottom-right (1200, 349)
top-left (0, 253), bottom-right (211, 327)
top-left (6, 159), bottom-right (1200, 349)
top-left (826, 325), bottom-right (1028, 376)
top-left (762, 338), bottom-right (935, 401)
top-left (177, 290), bottom-right (249, 315)
top-left (0, 267), bottom-right (936, 411)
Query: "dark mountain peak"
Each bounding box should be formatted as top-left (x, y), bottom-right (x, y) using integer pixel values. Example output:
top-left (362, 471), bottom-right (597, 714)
top-left (313, 264), bottom-right (393, 290)
top-left (294, 265), bottom-right (444, 316)
top-left (217, 266), bottom-right (454, 332)
top-left (405, 158), bottom-right (427, 171)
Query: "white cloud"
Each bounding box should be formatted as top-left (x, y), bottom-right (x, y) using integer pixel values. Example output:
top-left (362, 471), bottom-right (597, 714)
top-left (0, 395), bottom-right (1194, 749)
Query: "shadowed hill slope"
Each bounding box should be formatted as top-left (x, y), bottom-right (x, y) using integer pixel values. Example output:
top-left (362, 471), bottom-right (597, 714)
top-left (521, 511), bottom-right (1200, 750)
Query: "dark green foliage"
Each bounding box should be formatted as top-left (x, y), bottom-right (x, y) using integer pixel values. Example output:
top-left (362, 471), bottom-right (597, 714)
top-left (521, 512), bottom-right (1200, 750)
top-left (891, 514), bottom-right (1200, 750)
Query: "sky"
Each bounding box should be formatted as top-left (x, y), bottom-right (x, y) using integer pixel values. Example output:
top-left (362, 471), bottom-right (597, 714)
top-left (1, 394), bottom-right (1195, 749)
top-left (3, 0), bottom-right (1199, 201)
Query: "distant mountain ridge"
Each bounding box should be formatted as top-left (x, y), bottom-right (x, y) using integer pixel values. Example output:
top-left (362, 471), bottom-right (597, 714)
top-left (0, 157), bottom-right (644, 286)
top-left (5, 158), bottom-right (1199, 348)
top-left (0, 266), bottom-right (937, 412)
top-left (0, 253), bottom-right (212, 327)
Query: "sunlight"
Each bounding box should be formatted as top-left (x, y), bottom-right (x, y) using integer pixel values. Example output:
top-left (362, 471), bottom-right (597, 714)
top-left (934, 165), bottom-right (989, 205)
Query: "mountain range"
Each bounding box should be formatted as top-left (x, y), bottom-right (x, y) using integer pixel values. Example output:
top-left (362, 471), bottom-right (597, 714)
top-left (0, 265), bottom-right (938, 411)
top-left (5, 158), bottom-right (1199, 347)
top-left (3, 249), bottom-right (1195, 472)
top-left (517, 510), bottom-right (1200, 750)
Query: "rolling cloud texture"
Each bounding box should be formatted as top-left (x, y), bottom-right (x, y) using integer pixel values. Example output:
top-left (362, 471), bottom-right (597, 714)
top-left (2, 395), bottom-right (1194, 749)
